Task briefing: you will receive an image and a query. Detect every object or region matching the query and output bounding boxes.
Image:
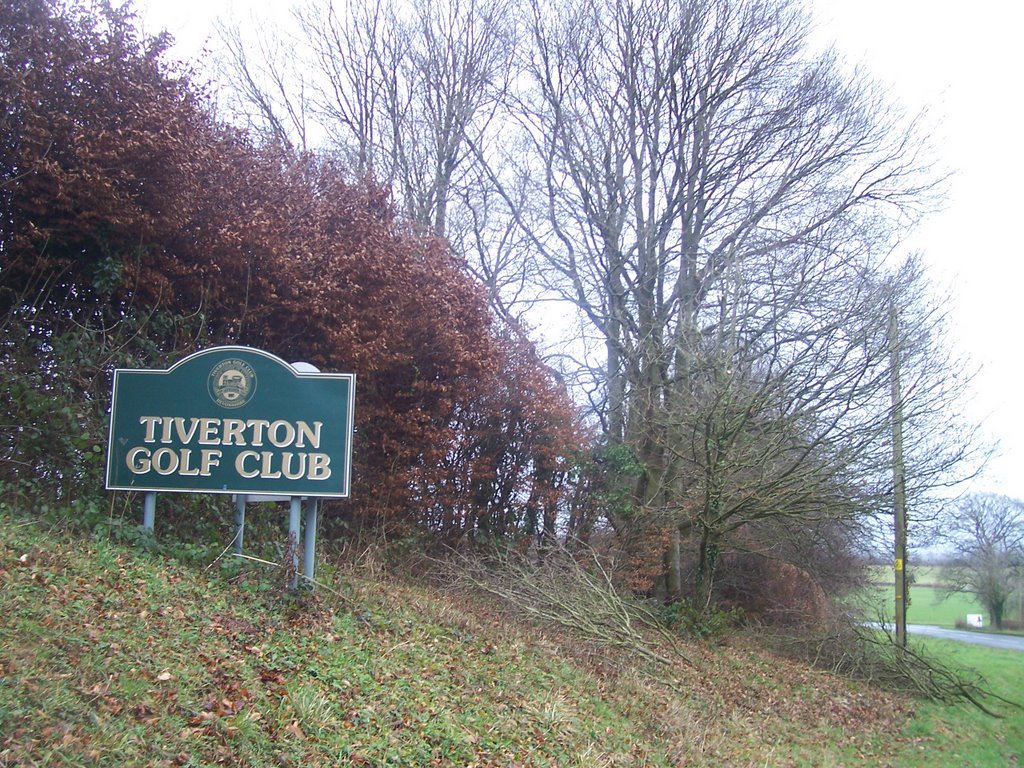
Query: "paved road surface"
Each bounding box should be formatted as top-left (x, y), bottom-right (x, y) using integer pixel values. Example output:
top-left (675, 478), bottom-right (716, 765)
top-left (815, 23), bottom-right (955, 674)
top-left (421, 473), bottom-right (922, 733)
top-left (905, 624), bottom-right (1024, 652)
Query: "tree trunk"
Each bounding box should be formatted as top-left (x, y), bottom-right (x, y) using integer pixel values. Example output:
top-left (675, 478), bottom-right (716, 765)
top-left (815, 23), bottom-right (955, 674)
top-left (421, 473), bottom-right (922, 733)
top-left (664, 527), bottom-right (683, 602)
top-left (694, 529), bottom-right (719, 609)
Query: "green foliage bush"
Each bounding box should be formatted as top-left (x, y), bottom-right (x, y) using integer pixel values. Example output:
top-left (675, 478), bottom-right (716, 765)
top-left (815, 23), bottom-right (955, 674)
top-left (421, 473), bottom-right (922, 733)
top-left (661, 599), bottom-right (745, 641)
top-left (594, 443), bottom-right (644, 522)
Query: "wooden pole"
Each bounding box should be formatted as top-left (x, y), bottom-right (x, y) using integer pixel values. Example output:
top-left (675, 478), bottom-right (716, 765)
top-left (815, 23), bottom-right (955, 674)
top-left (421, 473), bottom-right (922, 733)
top-left (890, 300), bottom-right (908, 648)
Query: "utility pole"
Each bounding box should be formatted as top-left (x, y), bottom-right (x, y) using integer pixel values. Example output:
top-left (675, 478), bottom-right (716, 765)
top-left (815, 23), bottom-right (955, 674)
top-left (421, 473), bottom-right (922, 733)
top-left (890, 299), bottom-right (908, 648)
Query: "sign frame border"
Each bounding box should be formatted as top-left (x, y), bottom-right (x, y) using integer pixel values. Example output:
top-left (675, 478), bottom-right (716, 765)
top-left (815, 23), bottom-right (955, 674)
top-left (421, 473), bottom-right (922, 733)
top-left (105, 346), bottom-right (356, 498)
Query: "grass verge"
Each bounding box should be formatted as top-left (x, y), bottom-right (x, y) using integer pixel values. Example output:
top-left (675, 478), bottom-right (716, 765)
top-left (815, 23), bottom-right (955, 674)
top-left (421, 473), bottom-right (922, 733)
top-left (892, 638), bottom-right (1024, 767)
top-left (0, 509), bottom-right (1021, 766)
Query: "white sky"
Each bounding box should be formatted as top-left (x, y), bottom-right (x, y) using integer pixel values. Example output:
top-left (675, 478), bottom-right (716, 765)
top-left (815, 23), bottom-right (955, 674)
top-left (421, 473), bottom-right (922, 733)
top-left (806, 0), bottom-right (1024, 502)
top-left (135, 0), bottom-right (1024, 501)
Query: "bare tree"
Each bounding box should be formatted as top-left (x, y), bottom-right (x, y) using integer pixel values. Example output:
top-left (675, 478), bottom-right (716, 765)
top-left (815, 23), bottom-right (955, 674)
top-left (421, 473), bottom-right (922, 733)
top-left (216, 0), bottom-right (539, 322)
top-left (506, 0), bottom-right (958, 599)
top-left (216, 15), bottom-right (312, 157)
top-left (884, 257), bottom-right (987, 521)
top-left (294, 0), bottom-right (516, 234)
top-left (210, 0), bottom-right (983, 605)
top-left (942, 493), bottom-right (1024, 630)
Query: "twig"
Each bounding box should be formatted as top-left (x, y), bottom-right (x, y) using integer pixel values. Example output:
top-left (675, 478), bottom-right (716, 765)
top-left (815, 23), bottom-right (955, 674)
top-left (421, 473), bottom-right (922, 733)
top-left (204, 530), bottom-right (243, 572)
top-left (229, 553), bottom-right (355, 606)
top-left (442, 546), bottom-right (695, 668)
top-left (232, 552), bottom-right (280, 568)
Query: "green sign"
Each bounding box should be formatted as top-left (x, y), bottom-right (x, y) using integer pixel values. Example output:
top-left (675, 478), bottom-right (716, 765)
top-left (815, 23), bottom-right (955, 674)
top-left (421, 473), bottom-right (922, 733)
top-left (106, 347), bottom-right (355, 497)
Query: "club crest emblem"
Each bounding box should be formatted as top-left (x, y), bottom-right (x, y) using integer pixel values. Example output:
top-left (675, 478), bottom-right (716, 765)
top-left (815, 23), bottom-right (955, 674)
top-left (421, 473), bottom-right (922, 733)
top-left (209, 358), bottom-right (257, 408)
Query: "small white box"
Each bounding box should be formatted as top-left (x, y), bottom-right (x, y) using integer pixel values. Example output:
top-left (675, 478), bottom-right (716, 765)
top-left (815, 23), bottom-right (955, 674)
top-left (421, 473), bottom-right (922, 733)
top-left (966, 613), bottom-right (984, 628)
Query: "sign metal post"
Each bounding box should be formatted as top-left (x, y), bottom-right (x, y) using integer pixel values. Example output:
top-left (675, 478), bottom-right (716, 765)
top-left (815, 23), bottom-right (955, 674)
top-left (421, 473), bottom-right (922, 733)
top-left (234, 495), bottom-right (247, 554)
top-left (288, 496), bottom-right (302, 592)
top-left (143, 491), bottom-right (156, 532)
top-left (303, 498), bottom-right (318, 583)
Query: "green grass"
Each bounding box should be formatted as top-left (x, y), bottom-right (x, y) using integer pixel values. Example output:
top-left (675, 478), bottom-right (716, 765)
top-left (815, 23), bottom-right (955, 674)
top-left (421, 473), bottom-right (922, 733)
top-left (867, 564), bottom-right (948, 586)
top-left (862, 584), bottom-right (989, 626)
top-left (863, 565), bottom-right (1024, 628)
top-left (2, 508), bottom-right (1023, 766)
top-left (889, 638), bottom-right (1024, 767)
top-left (1, 515), bottom-right (669, 766)
top-left (796, 634), bottom-right (1024, 768)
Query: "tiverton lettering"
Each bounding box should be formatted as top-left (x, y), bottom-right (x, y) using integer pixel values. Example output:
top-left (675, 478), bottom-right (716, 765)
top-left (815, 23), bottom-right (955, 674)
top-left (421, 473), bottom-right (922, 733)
top-left (124, 416), bottom-right (332, 481)
top-left (137, 416), bottom-right (322, 449)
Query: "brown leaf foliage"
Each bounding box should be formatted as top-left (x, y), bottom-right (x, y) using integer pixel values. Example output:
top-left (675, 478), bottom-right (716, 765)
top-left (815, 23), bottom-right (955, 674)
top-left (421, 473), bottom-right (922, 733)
top-left (0, 0), bottom-right (586, 537)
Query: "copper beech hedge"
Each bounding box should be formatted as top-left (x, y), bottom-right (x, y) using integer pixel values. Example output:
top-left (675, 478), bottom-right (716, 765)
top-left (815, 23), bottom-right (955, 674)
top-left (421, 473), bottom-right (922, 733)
top-left (0, 0), bottom-right (586, 539)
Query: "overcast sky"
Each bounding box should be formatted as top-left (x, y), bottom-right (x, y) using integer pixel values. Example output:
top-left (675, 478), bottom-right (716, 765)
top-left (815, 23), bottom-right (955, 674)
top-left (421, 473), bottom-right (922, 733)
top-left (134, 0), bottom-right (1024, 501)
top-left (808, 0), bottom-right (1024, 502)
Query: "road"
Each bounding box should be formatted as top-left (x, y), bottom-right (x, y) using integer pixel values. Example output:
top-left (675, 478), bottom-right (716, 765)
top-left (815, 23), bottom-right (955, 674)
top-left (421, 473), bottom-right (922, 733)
top-left (905, 624), bottom-right (1024, 652)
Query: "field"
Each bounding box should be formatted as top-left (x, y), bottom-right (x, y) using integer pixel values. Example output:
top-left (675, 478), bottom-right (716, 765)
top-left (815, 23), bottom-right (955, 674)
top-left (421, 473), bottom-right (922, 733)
top-left (862, 565), bottom-right (1024, 628)
top-left (2, 509), bottom-right (1022, 766)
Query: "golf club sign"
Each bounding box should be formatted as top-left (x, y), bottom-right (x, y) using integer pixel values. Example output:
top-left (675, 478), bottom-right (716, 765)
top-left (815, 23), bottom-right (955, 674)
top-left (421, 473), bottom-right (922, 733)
top-left (106, 346), bottom-right (355, 498)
